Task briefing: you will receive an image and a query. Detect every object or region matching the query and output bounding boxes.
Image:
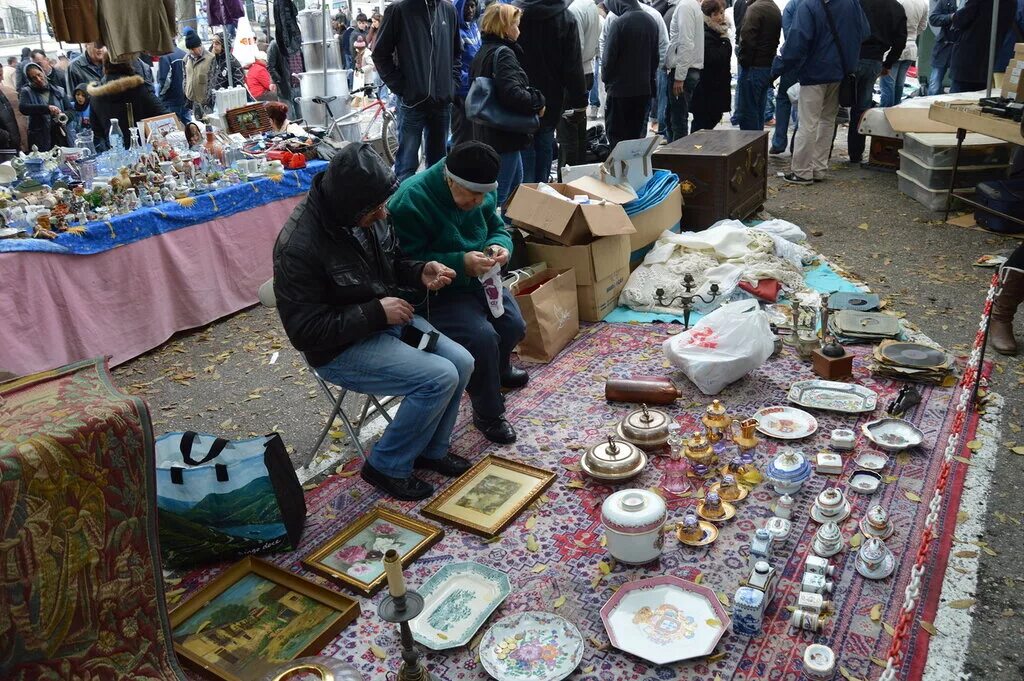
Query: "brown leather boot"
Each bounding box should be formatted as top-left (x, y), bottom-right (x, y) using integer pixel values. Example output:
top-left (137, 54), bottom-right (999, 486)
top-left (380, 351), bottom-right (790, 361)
top-left (990, 267), bottom-right (1024, 356)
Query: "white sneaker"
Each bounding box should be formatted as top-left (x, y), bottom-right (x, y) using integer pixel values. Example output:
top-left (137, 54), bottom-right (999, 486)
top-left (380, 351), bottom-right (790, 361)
top-left (587, 105), bottom-right (600, 119)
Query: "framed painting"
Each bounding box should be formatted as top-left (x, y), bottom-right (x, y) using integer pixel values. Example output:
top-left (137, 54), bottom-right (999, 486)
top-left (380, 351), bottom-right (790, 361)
top-left (169, 557), bottom-right (359, 681)
top-left (301, 505), bottom-right (444, 596)
top-left (422, 455), bottom-right (556, 537)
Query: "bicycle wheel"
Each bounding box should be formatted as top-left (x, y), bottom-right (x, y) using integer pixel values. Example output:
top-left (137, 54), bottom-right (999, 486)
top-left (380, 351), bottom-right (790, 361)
top-left (380, 109), bottom-right (400, 165)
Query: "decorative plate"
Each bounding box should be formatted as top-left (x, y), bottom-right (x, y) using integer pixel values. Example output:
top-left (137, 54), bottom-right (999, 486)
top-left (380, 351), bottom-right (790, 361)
top-left (861, 418), bottom-right (924, 452)
top-left (479, 611), bottom-right (584, 681)
top-left (600, 576), bottom-right (731, 665)
top-left (753, 406), bottom-right (818, 440)
top-left (410, 562), bottom-right (511, 650)
top-left (787, 380), bottom-right (878, 413)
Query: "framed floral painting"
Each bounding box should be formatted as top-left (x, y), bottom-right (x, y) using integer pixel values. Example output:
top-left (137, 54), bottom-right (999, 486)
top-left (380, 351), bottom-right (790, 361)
top-left (422, 455), bottom-right (556, 538)
top-left (302, 505), bottom-right (444, 595)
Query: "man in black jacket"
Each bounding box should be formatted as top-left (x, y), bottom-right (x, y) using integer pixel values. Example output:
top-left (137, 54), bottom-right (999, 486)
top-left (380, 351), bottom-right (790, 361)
top-left (273, 144), bottom-right (473, 501)
top-left (736, 0), bottom-right (781, 130)
top-left (514, 0), bottom-right (587, 182)
top-left (373, 0), bottom-right (462, 182)
top-left (602, 0), bottom-right (660, 148)
top-left (849, 0), bottom-right (907, 164)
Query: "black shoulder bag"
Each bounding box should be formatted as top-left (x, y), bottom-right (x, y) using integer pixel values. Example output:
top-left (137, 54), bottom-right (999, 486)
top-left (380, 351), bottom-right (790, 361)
top-left (820, 0), bottom-right (857, 108)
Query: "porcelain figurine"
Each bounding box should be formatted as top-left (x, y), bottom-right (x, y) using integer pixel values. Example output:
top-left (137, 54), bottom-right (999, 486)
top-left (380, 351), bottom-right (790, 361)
top-left (790, 609), bottom-right (828, 633)
top-left (765, 450), bottom-right (812, 495)
top-left (747, 560), bottom-right (779, 602)
top-left (775, 494), bottom-right (795, 520)
top-left (830, 428), bottom-right (856, 451)
top-left (804, 556), bottom-right (835, 578)
top-left (855, 537), bottom-right (896, 579)
top-left (810, 488), bottom-right (851, 524)
top-left (859, 504), bottom-right (895, 540)
top-left (749, 528), bottom-right (773, 569)
top-left (697, 491), bottom-right (736, 523)
top-left (684, 430), bottom-right (717, 478)
top-left (797, 592), bottom-right (831, 618)
top-left (733, 586), bottom-right (766, 637)
top-left (764, 516), bottom-right (792, 545)
top-left (800, 572), bottom-right (834, 595)
top-left (601, 489), bottom-right (667, 565)
top-left (812, 522), bottom-right (844, 558)
top-left (803, 644), bottom-right (836, 681)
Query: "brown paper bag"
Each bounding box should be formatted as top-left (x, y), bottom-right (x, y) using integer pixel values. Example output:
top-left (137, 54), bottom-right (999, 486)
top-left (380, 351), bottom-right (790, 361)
top-left (512, 268), bottom-right (580, 363)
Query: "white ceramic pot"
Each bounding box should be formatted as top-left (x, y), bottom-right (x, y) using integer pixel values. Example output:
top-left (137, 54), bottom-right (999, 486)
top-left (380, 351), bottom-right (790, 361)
top-left (601, 489), bottom-right (667, 565)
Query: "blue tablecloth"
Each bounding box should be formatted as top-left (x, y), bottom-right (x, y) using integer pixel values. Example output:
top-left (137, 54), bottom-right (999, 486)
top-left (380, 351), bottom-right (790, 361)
top-left (623, 169), bottom-right (679, 215)
top-left (0, 160), bottom-right (326, 255)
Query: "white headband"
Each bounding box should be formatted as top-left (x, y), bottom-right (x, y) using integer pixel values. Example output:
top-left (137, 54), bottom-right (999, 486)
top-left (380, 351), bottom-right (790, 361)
top-left (445, 166), bottom-right (497, 194)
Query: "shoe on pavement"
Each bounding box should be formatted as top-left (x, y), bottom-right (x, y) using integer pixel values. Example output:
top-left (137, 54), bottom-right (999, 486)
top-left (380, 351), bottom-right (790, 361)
top-left (360, 462), bottom-right (434, 500)
top-left (769, 147), bottom-right (786, 155)
top-left (414, 452), bottom-right (473, 477)
top-left (500, 365), bottom-right (529, 389)
top-left (473, 414), bottom-right (517, 444)
top-left (783, 173), bottom-right (813, 185)
top-left (991, 267), bottom-right (1024, 355)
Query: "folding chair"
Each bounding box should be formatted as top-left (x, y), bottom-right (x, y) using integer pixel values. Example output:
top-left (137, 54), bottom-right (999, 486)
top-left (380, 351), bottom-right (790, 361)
top-left (258, 279), bottom-right (396, 468)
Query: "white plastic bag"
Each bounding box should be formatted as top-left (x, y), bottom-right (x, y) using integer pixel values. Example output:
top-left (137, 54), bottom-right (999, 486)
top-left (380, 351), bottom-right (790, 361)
top-left (662, 300), bottom-right (775, 395)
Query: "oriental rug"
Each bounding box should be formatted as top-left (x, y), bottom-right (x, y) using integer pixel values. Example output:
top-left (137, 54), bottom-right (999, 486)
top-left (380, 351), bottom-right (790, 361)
top-left (0, 358), bottom-right (185, 680)
top-left (173, 323), bottom-right (979, 681)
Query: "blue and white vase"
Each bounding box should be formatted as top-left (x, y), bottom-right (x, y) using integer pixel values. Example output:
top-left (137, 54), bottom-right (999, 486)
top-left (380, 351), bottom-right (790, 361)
top-left (733, 586), bottom-right (766, 637)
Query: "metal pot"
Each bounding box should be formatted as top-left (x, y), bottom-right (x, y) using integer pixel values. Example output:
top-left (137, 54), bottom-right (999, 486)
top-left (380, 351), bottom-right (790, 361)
top-left (615, 404), bottom-right (671, 451)
top-left (297, 69), bottom-right (351, 100)
top-left (296, 9), bottom-right (328, 43)
top-left (295, 96), bottom-right (331, 127)
top-left (301, 39), bottom-right (343, 72)
top-left (581, 436), bottom-right (646, 481)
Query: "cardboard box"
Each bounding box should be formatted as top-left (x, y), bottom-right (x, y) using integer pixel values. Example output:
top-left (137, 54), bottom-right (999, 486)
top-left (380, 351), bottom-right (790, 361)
top-left (627, 185), bottom-right (683, 253)
top-left (577, 266), bottom-right (629, 322)
top-left (505, 182), bottom-right (636, 246)
top-left (525, 234), bottom-right (631, 285)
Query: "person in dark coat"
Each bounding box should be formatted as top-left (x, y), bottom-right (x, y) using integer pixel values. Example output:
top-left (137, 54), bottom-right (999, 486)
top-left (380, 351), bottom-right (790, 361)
top-left (0, 90), bottom-right (20, 157)
top-left (928, 0), bottom-right (957, 94)
top-left (949, 0), bottom-right (1015, 92)
top-left (87, 59), bottom-right (167, 152)
top-left (157, 44), bottom-right (189, 123)
top-left (18, 63), bottom-right (72, 152)
top-left (274, 0), bottom-right (302, 56)
top-left (690, 0), bottom-right (732, 132)
top-left (205, 34), bottom-right (246, 108)
top-left (452, 0), bottom-right (483, 147)
top-left (513, 0), bottom-right (587, 183)
top-left (68, 42), bottom-right (107, 93)
top-left (736, 0), bottom-right (782, 130)
top-left (470, 3), bottom-right (547, 206)
top-left (602, 0), bottom-right (660, 148)
top-left (267, 39), bottom-right (294, 114)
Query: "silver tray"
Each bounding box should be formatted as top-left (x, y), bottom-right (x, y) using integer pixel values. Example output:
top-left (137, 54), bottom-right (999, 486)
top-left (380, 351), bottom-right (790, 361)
top-left (787, 380), bottom-right (878, 414)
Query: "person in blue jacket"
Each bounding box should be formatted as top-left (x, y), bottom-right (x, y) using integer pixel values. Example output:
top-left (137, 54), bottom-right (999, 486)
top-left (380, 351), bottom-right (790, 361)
top-left (770, 0), bottom-right (802, 154)
top-left (452, 0), bottom-right (482, 147)
top-left (157, 42), bottom-right (189, 124)
top-left (927, 0), bottom-right (957, 95)
top-left (771, 0), bottom-right (869, 185)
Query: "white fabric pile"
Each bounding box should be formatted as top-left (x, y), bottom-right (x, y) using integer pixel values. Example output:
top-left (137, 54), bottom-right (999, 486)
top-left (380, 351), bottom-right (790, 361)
top-left (619, 219), bottom-right (814, 315)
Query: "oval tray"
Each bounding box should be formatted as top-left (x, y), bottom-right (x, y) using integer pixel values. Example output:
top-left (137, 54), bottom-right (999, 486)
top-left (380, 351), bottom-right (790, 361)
top-left (787, 380), bottom-right (878, 414)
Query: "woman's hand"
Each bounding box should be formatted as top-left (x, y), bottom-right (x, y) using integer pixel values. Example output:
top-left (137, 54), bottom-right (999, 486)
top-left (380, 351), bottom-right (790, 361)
top-left (422, 261), bottom-right (456, 290)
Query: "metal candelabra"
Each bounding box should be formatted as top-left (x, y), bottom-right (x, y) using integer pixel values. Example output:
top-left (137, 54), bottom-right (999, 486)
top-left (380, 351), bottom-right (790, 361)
top-left (377, 590), bottom-right (434, 681)
top-left (653, 274), bottom-right (721, 330)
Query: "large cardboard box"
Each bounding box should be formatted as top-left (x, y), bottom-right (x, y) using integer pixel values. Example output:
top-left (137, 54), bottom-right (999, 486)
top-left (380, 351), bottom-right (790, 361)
top-left (627, 184), bottom-right (682, 253)
top-left (505, 182), bottom-right (636, 246)
top-left (578, 266), bottom-right (629, 322)
top-left (525, 234), bottom-right (630, 286)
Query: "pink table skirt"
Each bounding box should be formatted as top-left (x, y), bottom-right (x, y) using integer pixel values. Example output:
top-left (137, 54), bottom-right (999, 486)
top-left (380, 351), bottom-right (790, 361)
top-left (0, 196), bottom-right (302, 377)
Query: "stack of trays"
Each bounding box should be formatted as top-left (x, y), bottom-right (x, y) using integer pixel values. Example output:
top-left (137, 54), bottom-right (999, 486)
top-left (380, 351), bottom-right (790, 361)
top-left (827, 310), bottom-right (902, 343)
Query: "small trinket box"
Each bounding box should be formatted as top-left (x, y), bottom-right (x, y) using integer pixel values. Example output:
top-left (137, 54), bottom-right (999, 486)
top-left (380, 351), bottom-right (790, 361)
top-left (830, 428), bottom-right (856, 450)
top-left (812, 347), bottom-right (854, 380)
top-left (797, 592), bottom-right (831, 617)
top-left (815, 452), bottom-right (844, 475)
top-left (804, 556), bottom-right (835, 577)
top-left (801, 572), bottom-right (834, 595)
top-left (803, 644), bottom-right (836, 680)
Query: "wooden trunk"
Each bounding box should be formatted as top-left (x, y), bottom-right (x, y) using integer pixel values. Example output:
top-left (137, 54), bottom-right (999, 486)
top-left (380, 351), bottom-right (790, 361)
top-left (652, 130), bottom-right (769, 231)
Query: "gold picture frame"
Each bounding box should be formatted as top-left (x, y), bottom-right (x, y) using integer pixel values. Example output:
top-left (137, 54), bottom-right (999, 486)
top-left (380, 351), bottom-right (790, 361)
top-left (422, 455), bottom-right (556, 537)
top-left (169, 557), bottom-right (359, 681)
top-left (301, 504), bottom-right (444, 596)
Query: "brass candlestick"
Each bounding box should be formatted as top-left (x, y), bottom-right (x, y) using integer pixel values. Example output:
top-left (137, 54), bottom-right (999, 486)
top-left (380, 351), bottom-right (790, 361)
top-left (378, 550), bottom-right (434, 681)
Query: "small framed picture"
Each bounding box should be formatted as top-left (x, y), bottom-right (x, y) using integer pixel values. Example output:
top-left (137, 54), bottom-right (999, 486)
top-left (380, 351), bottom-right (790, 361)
top-left (169, 557), bottom-right (359, 681)
top-left (422, 455), bottom-right (556, 538)
top-left (301, 505), bottom-right (444, 596)
top-left (140, 113), bottom-right (181, 139)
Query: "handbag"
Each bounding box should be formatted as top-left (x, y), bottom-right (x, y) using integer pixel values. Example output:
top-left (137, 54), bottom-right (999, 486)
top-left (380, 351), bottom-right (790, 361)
top-left (820, 0), bottom-right (856, 108)
top-left (154, 430), bottom-right (306, 568)
top-left (465, 46), bottom-right (540, 134)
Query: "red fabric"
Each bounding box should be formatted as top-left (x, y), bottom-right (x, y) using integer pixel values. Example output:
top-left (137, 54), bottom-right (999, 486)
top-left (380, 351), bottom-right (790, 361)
top-left (737, 278), bottom-right (781, 302)
top-left (245, 61), bottom-right (272, 98)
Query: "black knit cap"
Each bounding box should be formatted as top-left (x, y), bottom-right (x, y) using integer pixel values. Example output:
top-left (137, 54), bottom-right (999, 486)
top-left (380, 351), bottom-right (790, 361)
top-left (445, 141), bottom-right (500, 191)
top-left (185, 32), bottom-right (202, 49)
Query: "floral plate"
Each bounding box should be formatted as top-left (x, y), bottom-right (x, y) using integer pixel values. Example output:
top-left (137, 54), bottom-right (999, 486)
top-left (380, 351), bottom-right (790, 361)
top-left (410, 562), bottom-right (511, 650)
top-left (480, 611), bottom-right (583, 681)
top-left (787, 380), bottom-right (878, 414)
top-left (753, 406), bottom-right (818, 440)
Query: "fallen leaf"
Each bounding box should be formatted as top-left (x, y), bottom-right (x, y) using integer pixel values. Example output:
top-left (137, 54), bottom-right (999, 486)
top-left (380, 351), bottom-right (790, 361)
top-left (1011, 446), bottom-right (1024, 456)
top-left (904, 490), bottom-right (922, 503)
top-left (566, 480), bottom-right (585, 489)
top-left (857, 223), bottom-right (869, 230)
top-left (334, 468), bottom-right (358, 478)
top-left (526, 535), bottom-right (539, 552)
top-left (883, 621), bottom-right (896, 636)
top-left (525, 515), bottom-right (537, 530)
top-left (600, 535), bottom-right (607, 547)
top-left (965, 439), bottom-right (982, 451)
top-left (883, 475), bottom-right (899, 484)
top-left (706, 618), bottom-right (722, 627)
top-left (436, 632), bottom-right (448, 640)
top-left (553, 595), bottom-right (566, 609)
top-left (869, 603), bottom-right (882, 621)
top-left (947, 598), bottom-right (976, 609)
top-left (921, 621), bottom-right (939, 635)
top-left (953, 456), bottom-right (973, 465)
top-left (840, 666), bottom-right (865, 681)
top-left (598, 560), bottom-right (612, 575)
top-left (896, 452), bottom-right (911, 466)
top-left (870, 657), bottom-right (888, 669)
top-left (694, 573), bottom-right (703, 585)
top-left (708, 651), bottom-right (727, 662)
top-left (954, 550), bottom-right (978, 558)
top-left (370, 645), bottom-right (387, 660)
top-left (482, 535), bottom-right (502, 544)
top-left (956, 511), bottom-right (969, 523)
top-left (850, 532), bottom-right (864, 549)
top-left (717, 592), bottom-right (730, 607)
top-left (532, 564), bottom-right (548, 574)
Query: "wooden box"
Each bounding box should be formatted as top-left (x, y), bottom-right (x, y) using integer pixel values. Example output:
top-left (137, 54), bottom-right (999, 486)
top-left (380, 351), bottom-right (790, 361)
top-left (652, 130), bottom-right (769, 231)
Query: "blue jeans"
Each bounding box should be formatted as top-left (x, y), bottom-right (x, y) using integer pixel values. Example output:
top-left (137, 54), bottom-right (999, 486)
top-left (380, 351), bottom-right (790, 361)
top-left (928, 64), bottom-right (949, 95)
top-left (667, 68), bottom-right (700, 142)
top-left (880, 59), bottom-right (913, 107)
top-left (423, 288), bottom-right (526, 420)
top-left (395, 98), bottom-right (451, 182)
top-left (847, 58), bottom-right (883, 163)
top-left (772, 71), bottom-right (799, 152)
top-left (653, 69), bottom-right (670, 134)
top-left (764, 85), bottom-right (776, 122)
top-left (521, 125), bottom-right (555, 184)
top-left (590, 59), bottom-right (601, 107)
top-left (736, 66), bottom-right (773, 131)
top-left (497, 151), bottom-right (523, 208)
top-left (315, 317), bottom-right (474, 478)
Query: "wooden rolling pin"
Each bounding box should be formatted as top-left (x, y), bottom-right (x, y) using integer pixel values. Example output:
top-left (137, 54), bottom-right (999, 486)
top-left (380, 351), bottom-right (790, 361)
top-left (605, 376), bottom-right (682, 405)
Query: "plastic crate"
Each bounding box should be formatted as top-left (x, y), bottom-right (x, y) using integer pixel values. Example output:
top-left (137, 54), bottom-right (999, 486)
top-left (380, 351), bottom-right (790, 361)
top-left (898, 149), bottom-right (1008, 191)
top-left (902, 132), bottom-right (1011, 168)
top-left (897, 169), bottom-right (965, 211)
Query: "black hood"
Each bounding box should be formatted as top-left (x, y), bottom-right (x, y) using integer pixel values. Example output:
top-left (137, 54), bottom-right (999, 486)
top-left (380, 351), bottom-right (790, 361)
top-left (605, 0), bottom-right (640, 14)
top-left (514, 0), bottom-right (570, 19)
top-left (311, 143), bottom-right (398, 228)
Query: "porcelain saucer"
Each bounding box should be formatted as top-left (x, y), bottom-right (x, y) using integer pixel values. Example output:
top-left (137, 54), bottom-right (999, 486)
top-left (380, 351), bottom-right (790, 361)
top-left (856, 552), bottom-right (896, 580)
top-left (676, 520), bottom-right (719, 547)
top-left (810, 500), bottom-right (851, 524)
top-left (696, 500), bottom-right (736, 523)
top-left (708, 481), bottom-right (749, 503)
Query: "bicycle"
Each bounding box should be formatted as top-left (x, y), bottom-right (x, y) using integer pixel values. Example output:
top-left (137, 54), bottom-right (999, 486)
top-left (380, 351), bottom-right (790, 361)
top-left (312, 84), bottom-right (399, 164)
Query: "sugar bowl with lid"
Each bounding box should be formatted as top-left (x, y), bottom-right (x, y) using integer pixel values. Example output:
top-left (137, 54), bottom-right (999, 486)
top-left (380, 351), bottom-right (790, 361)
top-left (765, 450), bottom-right (812, 495)
top-left (616, 404), bottom-right (672, 452)
top-left (601, 488), bottom-right (668, 564)
top-left (581, 435), bottom-right (647, 482)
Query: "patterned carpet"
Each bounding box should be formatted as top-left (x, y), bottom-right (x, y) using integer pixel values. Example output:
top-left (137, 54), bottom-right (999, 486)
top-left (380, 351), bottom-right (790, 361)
top-left (174, 323), bottom-right (977, 681)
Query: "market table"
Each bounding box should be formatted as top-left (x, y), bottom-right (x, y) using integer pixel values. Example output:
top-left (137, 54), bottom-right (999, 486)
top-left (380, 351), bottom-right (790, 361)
top-left (0, 162), bottom-right (325, 376)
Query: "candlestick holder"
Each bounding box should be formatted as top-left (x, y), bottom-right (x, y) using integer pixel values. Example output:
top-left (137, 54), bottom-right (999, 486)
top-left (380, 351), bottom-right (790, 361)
top-left (377, 591), bottom-right (434, 681)
top-left (653, 273), bottom-right (720, 330)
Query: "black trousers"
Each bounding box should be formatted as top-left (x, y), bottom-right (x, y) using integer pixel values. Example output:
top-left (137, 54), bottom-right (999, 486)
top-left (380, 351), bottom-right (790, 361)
top-left (450, 95), bottom-right (473, 148)
top-left (558, 74), bottom-right (595, 167)
top-left (605, 94), bottom-right (650, 150)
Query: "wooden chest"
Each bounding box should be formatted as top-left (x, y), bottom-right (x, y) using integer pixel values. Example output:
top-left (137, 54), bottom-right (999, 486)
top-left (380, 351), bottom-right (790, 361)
top-left (652, 130), bottom-right (769, 231)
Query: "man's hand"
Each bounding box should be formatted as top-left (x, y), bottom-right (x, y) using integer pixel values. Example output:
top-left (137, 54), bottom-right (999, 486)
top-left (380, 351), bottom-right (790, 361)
top-left (464, 251), bottom-right (496, 277)
top-left (422, 261), bottom-right (456, 290)
top-left (485, 245), bottom-right (509, 266)
top-left (539, 106), bottom-right (546, 117)
top-left (48, 105), bottom-right (61, 117)
top-left (673, 80), bottom-right (684, 97)
top-left (380, 297), bottom-right (414, 325)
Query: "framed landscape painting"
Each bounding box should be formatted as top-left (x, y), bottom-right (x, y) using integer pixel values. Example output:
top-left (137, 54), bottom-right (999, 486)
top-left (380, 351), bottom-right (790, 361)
top-left (422, 455), bottom-right (556, 537)
top-left (169, 557), bottom-right (359, 681)
top-left (302, 505), bottom-right (444, 595)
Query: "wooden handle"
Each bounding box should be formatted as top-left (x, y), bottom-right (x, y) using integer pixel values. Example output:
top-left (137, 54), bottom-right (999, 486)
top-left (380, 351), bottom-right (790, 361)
top-left (271, 662), bottom-right (334, 681)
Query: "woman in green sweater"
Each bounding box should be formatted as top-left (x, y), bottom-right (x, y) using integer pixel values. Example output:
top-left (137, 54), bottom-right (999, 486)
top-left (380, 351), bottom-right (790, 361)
top-left (389, 142), bottom-right (527, 444)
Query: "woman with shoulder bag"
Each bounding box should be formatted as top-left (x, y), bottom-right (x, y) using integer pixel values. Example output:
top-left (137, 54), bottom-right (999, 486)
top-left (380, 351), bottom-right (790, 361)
top-left (469, 3), bottom-right (546, 207)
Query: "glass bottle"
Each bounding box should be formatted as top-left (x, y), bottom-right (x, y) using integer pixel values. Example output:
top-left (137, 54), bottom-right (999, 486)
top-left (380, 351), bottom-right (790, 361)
top-left (661, 423), bottom-right (692, 496)
top-left (203, 125), bottom-right (225, 166)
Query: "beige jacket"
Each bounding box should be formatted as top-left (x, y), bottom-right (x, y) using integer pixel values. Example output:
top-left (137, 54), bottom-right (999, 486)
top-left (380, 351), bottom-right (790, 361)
top-left (184, 51), bottom-right (215, 106)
